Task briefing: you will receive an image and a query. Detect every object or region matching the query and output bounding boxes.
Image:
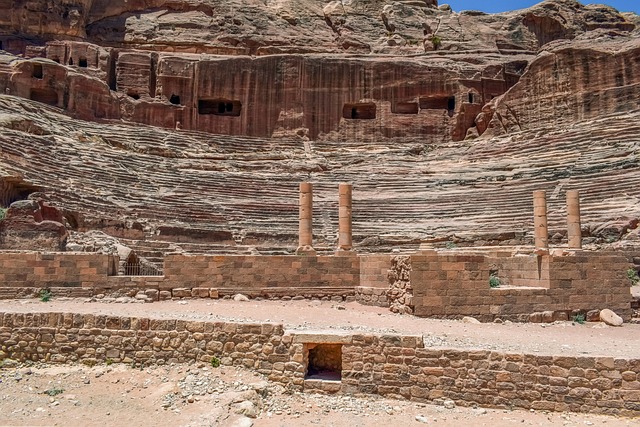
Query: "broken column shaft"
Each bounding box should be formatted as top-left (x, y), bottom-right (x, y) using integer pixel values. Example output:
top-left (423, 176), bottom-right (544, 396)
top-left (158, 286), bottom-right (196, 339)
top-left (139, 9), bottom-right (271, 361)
top-left (338, 183), bottom-right (353, 251)
top-left (566, 190), bottom-right (582, 249)
top-left (297, 182), bottom-right (314, 253)
top-left (533, 190), bottom-right (549, 251)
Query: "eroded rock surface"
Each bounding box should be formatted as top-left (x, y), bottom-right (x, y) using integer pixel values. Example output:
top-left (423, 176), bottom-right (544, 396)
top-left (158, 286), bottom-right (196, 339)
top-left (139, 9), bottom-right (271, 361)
top-left (0, 0), bottom-right (638, 254)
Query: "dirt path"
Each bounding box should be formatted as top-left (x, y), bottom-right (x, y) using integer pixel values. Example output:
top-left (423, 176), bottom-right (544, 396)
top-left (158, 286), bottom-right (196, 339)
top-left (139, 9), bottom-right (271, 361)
top-left (1, 298), bottom-right (639, 358)
top-left (1, 297), bottom-right (639, 426)
top-left (0, 362), bottom-right (637, 427)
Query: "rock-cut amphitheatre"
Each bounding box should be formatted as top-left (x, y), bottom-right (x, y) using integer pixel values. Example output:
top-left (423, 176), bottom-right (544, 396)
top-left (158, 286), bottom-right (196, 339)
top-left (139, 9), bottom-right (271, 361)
top-left (0, 0), bottom-right (640, 425)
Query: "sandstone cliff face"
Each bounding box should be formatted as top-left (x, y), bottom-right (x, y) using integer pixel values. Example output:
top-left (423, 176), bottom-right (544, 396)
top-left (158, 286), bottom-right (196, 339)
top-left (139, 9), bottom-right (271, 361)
top-left (0, 0), bottom-right (638, 252)
top-left (0, 0), bottom-right (636, 143)
top-left (484, 37), bottom-right (640, 137)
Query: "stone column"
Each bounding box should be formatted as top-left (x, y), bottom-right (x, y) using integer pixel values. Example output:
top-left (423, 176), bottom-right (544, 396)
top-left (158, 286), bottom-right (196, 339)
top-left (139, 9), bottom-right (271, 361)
top-left (533, 190), bottom-right (549, 251)
top-left (338, 183), bottom-right (353, 251)
top-left (297, 182), bottom-right (314, 254)
top-left (566, 190), bottom-right (582, 249)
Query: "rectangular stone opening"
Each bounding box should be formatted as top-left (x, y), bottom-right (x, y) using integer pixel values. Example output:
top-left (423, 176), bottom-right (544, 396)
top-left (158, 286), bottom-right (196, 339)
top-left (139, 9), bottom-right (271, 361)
top-left (30, 88), bottom-right (58, 106)
top-left (392, 101), bottom-right (419, 114)
top-left (343, 102), bottom-right (376, 120)
top-left (79, 57), bottom-right (88, 68)
top-left (305, 343), bottom-right (342, 381)
top-left (418, 95), bottom-right (450, 110)
top-left (32, 63), bottom-right (43, 79)
top-left (198, 99), bottom-right (242, 116)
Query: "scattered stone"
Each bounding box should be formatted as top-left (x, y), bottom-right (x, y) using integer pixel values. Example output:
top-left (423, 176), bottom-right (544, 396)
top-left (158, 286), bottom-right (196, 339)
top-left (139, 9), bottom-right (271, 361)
top-left (233, 294), bottom-right (250, 302)
top-left (443, 400), bottom-right (456, 409)
top-left (599, 309), bottom-right (623, 327)
top-left (415, 414), bottom-right (429, 423)
top-left (229, 416), bottom-right (254, 427)
top-left (462, 316), bottom-right (480, 324)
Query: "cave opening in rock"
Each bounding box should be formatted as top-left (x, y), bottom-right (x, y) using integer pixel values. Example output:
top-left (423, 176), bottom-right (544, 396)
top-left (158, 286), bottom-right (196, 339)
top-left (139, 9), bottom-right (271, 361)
top-left (343, 102), bottom-right (376, 120)
top-left (51, 56), bottom-right (60, 64)
top-left (0, 179), bottom-right (39, 207)
top-left (32, 63), bottom-right (43, 79)
top-left (198, 99), bottom-right (242, 116)
top-left (127, 92), bottom-right (140, 100)
top-left (30, 88), bottom-right (58, 106)
top-left (468, 92), bottom-right (474, 103)
top-left (169, 94), bottom-right (181, 105)
top-left (305, 344), bottom-right (342, 381)
top-left (68, 58), bottom-right (74, 66)
top-left (79, 57), bottom-right (88, 68)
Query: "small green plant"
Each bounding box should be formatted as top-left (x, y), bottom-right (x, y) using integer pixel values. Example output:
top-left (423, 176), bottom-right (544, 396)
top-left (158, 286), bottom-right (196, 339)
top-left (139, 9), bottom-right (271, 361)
top-left (573, 313), bottom-right (586, 324)
top-left (489, 275), bottom-right (500, 288)
top-left (210, 356), bottom-right (221, 368)
top-left (0, 207), bottom-right (7, 221)
top-left (44, 386), bottom-right (64, 397)
top-left (105, 358), bottom-right (114, 366)
top-left (430, 35), bottom-right (442, 50)
top-left (39, 289), bottom-right (52, 302)
top-left (445, 241), bottom-right (457, 249)
top-left (627, 268), bottom-right (640, 286)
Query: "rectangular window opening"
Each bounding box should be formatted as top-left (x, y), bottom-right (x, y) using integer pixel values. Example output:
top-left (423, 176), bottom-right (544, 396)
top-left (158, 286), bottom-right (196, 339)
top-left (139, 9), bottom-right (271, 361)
top-left (393, 101), bottom-right (419, 114)
top-left (198, 99), bottom-right (242, 116)
top-left (343, 102), bottom-right (376, 120)
top-left (305, 344), bottom-right (342, 381)
top-left (32, 63), bottom-right (43, 79)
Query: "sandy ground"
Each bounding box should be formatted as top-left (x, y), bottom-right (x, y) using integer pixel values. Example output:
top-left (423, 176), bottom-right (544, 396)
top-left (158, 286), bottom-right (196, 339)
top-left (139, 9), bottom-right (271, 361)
top-left (1, 297), bottom-right (639, 426)
top-left (1, 362), bottom-right (638, 427)
top-left (1, 298), bottom-right (639, 358)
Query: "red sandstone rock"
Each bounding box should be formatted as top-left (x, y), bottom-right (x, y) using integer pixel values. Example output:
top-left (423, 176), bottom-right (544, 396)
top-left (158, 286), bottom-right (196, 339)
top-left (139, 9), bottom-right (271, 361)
top-left (0, 198), bottom-right (68, 251)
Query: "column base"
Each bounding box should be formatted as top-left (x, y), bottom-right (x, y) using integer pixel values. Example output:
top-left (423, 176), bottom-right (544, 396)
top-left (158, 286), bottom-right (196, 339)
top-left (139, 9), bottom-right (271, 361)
top-left (296, 246), bottom-right (316, 256)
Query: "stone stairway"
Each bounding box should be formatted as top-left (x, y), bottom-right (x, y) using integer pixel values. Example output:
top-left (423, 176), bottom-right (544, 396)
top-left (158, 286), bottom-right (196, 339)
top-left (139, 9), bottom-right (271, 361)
top-left (0, 95), bottom-right (638, 257)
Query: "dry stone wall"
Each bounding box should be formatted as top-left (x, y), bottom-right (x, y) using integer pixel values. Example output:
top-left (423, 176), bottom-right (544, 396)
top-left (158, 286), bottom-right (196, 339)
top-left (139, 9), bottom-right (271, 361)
top-left (387, 255), bottom-right (413, 314)
top-left (1, 311), bottom-right (639, 417)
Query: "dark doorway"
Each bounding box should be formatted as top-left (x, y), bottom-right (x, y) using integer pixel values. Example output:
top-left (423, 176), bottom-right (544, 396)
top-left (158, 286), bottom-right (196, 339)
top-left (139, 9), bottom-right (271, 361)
top-left (343, 102), bottom-right (377, 120)
top-left (32, 63), bottom-right (43, 79)
top-left (198, 99), bottom-right (242, 116)
top-left (305, 344), bottom-right (342, 381)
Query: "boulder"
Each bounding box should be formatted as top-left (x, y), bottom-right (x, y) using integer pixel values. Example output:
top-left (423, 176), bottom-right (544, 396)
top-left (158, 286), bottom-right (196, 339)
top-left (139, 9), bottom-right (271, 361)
top-left (600, 309), bottom-right (623, 327)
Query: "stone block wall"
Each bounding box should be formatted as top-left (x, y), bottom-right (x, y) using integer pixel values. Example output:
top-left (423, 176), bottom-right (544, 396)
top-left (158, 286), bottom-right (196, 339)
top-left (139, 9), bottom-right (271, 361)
top-left (412, 251), bottom-right (632, 321)
top-left (162, 254), bottom-right (360, 296)
top-left (1, 312), bottom-right (639, 417)
top-left (340, 334), bottom-right (640, 416)
top-left (359, 255), bottom-right (391, 288)
top-left (356, 254), bottom-right (392, 307)
top-left (0, 252), bottom-right (115, 288)
top-left (491, 253), bottom-right (550, 287)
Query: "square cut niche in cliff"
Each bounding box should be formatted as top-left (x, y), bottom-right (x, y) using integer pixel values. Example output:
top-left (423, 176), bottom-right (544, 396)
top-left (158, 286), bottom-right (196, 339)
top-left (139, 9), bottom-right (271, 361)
top-left (30, 88), bottom-right (58, 106)
top-left (169, 94), bottom-right (181, 105)
top-left (343, 103), bottom-right (376, 120)
top-left (198, 99), bottom-right (242, 116)
top-left (305, 344), bottom-right (342, 381)
top-left (392, 101), bottom-right (419, 114)
top-left (32, 63), bottom-right (43, 79)
top-left (79, 57), bottom-right (88, 68)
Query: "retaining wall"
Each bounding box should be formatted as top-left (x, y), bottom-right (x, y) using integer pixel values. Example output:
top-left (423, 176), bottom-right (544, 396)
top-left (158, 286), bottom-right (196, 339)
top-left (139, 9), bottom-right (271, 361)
top-left (1, 311), bottom-right (638, 417)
